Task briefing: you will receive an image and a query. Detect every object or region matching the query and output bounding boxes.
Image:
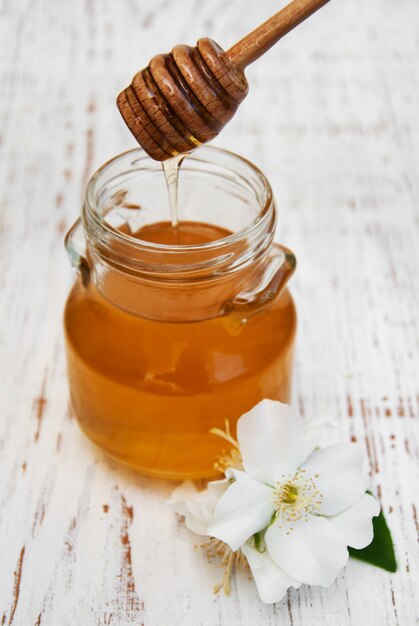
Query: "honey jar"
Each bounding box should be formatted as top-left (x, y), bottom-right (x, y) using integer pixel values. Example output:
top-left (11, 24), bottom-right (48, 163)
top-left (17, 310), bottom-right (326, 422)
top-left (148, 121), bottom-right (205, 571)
top-left (64, 146), bottom-right (297, 479)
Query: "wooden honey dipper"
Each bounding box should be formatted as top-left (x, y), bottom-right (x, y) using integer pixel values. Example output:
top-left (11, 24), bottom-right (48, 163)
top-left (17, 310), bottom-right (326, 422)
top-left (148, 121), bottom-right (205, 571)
top-left (117, 0), bottom-right (331, 161)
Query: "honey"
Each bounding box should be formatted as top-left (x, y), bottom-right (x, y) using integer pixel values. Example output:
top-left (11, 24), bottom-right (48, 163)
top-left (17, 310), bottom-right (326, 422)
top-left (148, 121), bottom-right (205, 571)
top-left (64, 147), bottom-right (297, 479)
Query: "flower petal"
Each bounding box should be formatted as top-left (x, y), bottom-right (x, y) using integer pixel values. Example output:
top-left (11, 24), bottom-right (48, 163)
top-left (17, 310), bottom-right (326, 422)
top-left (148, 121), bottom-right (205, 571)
top-left (242, 541), bottom-right (300, 604)
top-left (168, 480), bottom-right (198, 517)
top-left (237, 400), bottom-right (306, 484)
top-left (329, 493), bottom-right (380, 549)
top-left (265, 515), bottom-right (349, 586)
top-left (301, 412), bottom-right (339, 457)
top-left (207, 473), bottom-right (274, 551)
top-left (302, 444), bottom-right (368, 516)
top-left (168, 479), bottom-right (229, 535)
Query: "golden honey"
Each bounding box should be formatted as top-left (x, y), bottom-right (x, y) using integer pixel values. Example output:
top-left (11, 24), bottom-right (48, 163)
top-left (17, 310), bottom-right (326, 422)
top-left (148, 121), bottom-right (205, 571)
top-left (64, 148), bottom-right (297, 479)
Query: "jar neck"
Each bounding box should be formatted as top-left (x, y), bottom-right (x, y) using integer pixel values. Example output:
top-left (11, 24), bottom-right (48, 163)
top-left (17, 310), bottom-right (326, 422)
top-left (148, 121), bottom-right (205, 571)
top-left (79, 146), bottom-right (280, 321)
top-left (84, 209), bottom-right (276, 322)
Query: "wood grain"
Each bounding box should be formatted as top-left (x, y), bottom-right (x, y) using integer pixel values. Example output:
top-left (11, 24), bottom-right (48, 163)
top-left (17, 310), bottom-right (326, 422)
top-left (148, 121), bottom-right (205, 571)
top-left (0, 0), bottom-right (418, 624)
top-left (227, 0), bottom-right (331, 70)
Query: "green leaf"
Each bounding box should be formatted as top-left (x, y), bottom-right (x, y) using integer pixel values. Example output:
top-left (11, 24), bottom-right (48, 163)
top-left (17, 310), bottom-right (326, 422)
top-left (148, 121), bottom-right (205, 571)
top-left (349, 509), bottom-right (397, 572)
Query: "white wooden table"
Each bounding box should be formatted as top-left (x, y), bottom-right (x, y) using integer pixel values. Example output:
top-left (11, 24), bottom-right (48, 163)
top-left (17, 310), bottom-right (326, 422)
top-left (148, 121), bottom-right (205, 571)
top-left (1, 1), bottom-right (418, 624)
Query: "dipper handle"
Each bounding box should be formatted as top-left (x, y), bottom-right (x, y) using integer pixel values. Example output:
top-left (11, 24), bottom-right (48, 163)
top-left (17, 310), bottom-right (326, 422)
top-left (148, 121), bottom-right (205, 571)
top-left (228, 0), bottom-right (331, 70)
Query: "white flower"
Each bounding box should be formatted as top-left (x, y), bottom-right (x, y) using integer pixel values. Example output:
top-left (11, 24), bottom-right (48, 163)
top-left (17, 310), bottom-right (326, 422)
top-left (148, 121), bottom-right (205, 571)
top-left (168, 400), bottom-right (380, 604)
top-left (207, 400), bottom-right (380, 590)
top-left (168, 477), bottom-right (300, 602)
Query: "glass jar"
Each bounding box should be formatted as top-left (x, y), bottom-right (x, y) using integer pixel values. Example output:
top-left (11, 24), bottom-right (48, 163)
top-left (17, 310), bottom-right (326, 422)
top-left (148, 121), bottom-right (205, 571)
top-left (64, 146), bottom-right (297, 479)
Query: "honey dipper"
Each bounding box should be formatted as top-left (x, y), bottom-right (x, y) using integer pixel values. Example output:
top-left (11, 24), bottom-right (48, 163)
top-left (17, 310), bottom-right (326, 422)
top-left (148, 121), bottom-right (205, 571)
top-left (117, 0), bottom-right (330, 161)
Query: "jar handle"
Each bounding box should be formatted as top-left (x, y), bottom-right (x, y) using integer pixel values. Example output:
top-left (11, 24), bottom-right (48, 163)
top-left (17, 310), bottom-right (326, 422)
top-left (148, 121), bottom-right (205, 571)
top-left (221, 244), bottom-right (296, 321)
top-left (64, 218), bottom-right (91, 286)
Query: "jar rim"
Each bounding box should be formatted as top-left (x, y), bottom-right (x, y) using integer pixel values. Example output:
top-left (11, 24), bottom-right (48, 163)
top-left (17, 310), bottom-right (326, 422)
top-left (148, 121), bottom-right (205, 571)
top-left (84, 145), bottom-right (274, 253)
top-left (82, 145), bottom-right (276, 279)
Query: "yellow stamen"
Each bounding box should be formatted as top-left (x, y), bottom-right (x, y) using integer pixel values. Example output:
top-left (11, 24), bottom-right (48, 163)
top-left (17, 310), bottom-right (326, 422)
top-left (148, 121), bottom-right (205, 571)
top-left (202, 538), bottom-right (248, 596)
top-left (210, 419), bottom-right (240, 450)
top-left (273, 468), bottom-right (323, 527)
top-left (214, 448), bottom-right (243, 473)
top-left (210, 420), bottom-right (243, 473)
top-left (214, 550), bottom-right (235, 595)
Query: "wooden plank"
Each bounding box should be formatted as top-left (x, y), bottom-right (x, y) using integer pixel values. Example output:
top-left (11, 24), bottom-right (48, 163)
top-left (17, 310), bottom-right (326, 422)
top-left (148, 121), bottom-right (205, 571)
top-left (0, 0), bottom-right (418, 624)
